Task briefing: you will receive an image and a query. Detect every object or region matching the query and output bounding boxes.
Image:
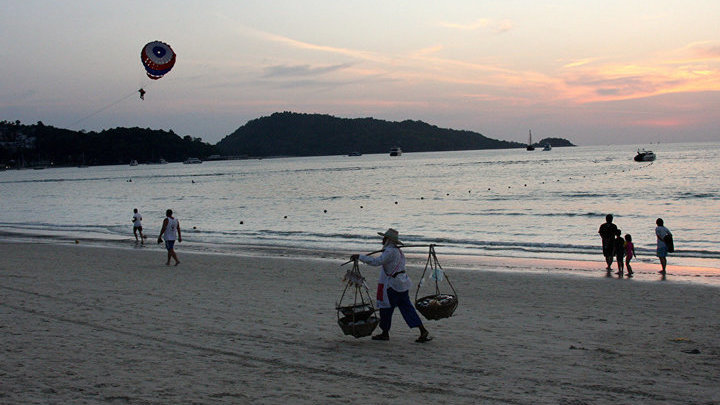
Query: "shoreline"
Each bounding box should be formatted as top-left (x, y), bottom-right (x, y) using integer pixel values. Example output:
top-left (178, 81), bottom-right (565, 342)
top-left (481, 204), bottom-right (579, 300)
top-left (2, 241), bottom-right (719, 403)
top-left (2, 232), bottom-right (719, 287)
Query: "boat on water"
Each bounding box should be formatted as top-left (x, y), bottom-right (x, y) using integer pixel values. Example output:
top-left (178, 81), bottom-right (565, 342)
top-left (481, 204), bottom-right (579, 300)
top-left (542, 143), bottom-right (552, 151)
top-left (389, 147), bottom-right (402, 156)
top-left (183, 157), bottom-right (202, 164)
top-left (129, 160), bottom-right (138, 166)
top-left (348, 151), bottom-right (362, 157)
top-left (634, 149), bottom-right (656, 162)
top-left (526, 130), bottom-right (535, 151)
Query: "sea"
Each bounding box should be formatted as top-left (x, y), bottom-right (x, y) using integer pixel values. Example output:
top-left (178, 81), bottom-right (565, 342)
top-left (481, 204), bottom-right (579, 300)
top-left (1, 142), bottom-right (719, 284)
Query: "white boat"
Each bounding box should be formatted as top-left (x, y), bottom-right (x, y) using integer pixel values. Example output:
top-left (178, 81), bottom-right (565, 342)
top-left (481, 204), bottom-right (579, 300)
top-left (542, 143), bottom-right (552, 151)
top-left (526, 130), bottom-right (535, 151)
top-left (634, 149), bottom-right (656, 162)
top-left (389, 146), bottom-right (402, 156)
top-left (183, 157), bottom-right (202, 164)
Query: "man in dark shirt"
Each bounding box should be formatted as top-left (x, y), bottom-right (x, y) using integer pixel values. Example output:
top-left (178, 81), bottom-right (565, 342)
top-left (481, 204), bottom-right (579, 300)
top-left (598, 214), bottom-right (618, 270)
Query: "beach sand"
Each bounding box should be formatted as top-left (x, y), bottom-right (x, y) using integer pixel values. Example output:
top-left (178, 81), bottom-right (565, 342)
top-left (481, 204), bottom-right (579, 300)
top-left (1, 241), bottom-right (719, 404)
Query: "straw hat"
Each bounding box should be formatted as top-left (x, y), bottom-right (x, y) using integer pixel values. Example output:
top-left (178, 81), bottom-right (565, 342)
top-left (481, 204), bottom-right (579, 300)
top-left (377, 228), bottom-right (402, 245)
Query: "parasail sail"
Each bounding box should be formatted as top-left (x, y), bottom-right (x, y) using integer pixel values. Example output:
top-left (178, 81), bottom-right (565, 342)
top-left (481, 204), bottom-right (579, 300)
top-left (141, 41), bottom-right (176, 80)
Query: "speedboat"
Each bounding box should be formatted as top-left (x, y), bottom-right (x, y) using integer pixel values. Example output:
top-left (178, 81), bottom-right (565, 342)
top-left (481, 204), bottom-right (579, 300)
top-left (542, 143), bottom-right (552, 151)
top-left (183, 157), bottom-right (202, 164)
top-left (389, 147), bottom-right (402, 156)
top-left (634, 149), bottom-right (656, 162)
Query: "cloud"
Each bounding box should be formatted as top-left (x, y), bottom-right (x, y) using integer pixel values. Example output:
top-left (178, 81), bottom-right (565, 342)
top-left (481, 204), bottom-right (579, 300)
top-left (439, 18), bottom-right (513, 33)
top-left (262, 63), bottom-right (354, 78)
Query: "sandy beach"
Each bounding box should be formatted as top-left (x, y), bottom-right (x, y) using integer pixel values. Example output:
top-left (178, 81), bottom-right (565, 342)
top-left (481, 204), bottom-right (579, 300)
top-left (1, 241), bottom-right (719, 404)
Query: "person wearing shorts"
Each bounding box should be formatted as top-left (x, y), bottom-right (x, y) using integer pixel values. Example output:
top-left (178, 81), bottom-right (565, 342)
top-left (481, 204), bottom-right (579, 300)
top-left (655, 218), bottom-right (671, 275)
top-left (158, 209), bottom-right (181, 266)
top-left (132, 208), bottom-right (145, 244)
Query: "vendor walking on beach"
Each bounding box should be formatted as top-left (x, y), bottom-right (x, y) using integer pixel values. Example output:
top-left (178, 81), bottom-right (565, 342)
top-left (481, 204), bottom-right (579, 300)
top-left (351, 228), bottom-right (431, 343)
top-left (598, 214), bottom-right (618, 271)
top-left (158, 209), bottom-right (181, 266)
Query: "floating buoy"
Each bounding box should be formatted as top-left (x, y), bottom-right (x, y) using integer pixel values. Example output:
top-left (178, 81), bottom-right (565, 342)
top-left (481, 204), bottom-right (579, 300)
top-left (240, 221), bottom-right (244, 224)
top-left (324, 210), bottom-right (327, 213)
top-left (75, 240), bottom-right (79, 244)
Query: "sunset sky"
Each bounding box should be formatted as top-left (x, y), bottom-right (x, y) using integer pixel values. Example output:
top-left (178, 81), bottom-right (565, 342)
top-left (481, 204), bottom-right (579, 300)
top-left (2, 0), bottom-right (719, 145)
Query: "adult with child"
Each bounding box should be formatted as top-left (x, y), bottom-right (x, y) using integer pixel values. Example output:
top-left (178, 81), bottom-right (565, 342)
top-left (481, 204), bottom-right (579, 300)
top-left (655, 218), bottom-right (672, 275)
top-left (598, 214), bottom-right (618, 271)
top-left (158, 209), bottom-right (182, 266)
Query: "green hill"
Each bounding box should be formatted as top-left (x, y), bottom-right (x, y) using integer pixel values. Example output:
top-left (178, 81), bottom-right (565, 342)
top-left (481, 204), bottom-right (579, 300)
top-left (217, 112), bottom-right (552, 157)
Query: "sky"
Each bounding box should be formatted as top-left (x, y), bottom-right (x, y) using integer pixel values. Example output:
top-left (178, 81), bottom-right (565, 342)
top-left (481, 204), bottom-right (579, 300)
top-left (1, 0), bottom-right (719, 146)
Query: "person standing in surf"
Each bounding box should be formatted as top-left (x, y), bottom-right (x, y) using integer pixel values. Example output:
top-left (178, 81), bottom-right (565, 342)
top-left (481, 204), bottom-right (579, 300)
top-left (132, 208), bottom-right (145, 244)
top-left (598, 214), bottom-right (618, 271)
top-left (624, 234), bottom-right (636, 277)
top-left (351, 228), bottom-right (431, 343)
top-left (158, 209), bottom-right (182, 266)
top-left (655, 218), bottom-right (672, 275)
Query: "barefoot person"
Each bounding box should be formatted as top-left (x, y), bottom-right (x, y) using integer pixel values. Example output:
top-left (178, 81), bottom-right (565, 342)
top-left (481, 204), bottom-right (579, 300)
top-left (132, 208), bottom-right (145, 244)
top-left (655, 218), bottom-right (672, 275)
top-left (158, 209), bottom-right (181, 266)
top-left (351, 228), bottom-right (431, 343)
top-left (598, 214), bottom-right (618, 271)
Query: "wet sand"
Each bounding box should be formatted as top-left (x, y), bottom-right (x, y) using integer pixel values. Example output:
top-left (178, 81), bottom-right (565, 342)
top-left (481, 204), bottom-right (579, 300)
top-left (1, 241), bottom-right (719, 404)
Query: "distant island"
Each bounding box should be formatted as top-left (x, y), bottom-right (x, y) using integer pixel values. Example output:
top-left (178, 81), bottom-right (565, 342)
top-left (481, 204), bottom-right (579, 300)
top-left (216, 112), bottom-right (574, 157)
top-left (0, 114), bottom-right (574, 168)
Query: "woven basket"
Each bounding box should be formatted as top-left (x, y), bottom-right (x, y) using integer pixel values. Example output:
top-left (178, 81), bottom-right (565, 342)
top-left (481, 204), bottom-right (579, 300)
top-left (338, 316), bottom-right (379, 338)
top-left (338, 304), bottom-right (375, 321)
top-left (415, 294), bottom-right (458, 320)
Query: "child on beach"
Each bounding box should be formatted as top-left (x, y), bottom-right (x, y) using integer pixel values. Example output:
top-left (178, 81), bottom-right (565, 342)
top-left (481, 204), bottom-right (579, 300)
top-left (613, 229), bottom-right (625, 276)
top-left (624, 234), bottom-right (636, 277)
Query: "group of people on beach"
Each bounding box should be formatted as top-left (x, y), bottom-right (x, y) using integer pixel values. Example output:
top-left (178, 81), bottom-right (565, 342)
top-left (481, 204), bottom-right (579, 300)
top-left (598, 214), bottom-right (672, 277)
top-left (132, 208), bottom-right (182, 266)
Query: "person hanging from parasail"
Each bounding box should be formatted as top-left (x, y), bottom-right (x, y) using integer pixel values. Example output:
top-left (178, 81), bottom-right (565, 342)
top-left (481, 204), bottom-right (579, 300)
top-left (138, 40), bottom-right (176, 100)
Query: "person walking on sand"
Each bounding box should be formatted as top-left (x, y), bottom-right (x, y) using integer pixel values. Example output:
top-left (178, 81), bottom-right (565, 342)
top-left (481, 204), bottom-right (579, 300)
top-left (624, 234), bottom-right (636, 277)
top-left (655, 218), bottom-right (672, 275)
top-left (158, 209), bottom-right (181, 266)
top-left (132, 208), bottom-right (145, 244)
top-left (613, 229), bottom-right (625, 276)
top-left (351, 228), bottom-right (432, 343)
top-left (598, 214), bottom-right (618, 271)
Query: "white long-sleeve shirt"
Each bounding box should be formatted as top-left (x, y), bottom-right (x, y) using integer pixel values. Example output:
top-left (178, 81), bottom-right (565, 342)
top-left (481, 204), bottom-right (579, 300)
top-left (359, 243), bottom-right (412, 294)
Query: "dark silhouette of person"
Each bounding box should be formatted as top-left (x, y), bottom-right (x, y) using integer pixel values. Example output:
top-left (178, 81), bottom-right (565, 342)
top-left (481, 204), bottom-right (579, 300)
top-left (598, 214), bottom-right (618, 271)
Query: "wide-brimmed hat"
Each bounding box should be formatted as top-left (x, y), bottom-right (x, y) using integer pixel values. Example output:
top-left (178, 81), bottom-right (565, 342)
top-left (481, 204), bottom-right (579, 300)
top-left (377, 228), bottom-right (402, 245)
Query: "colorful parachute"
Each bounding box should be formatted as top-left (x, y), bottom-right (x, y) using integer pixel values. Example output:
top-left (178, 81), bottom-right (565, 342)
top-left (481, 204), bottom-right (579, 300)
top-left (141, 41), bottom-right (176, 80)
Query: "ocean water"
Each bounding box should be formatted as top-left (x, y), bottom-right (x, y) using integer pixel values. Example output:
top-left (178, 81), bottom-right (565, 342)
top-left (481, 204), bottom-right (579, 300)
top-left (1, 143), bottom-right (718, 274)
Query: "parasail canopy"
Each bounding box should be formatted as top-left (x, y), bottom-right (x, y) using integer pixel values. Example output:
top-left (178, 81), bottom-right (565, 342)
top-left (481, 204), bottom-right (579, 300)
top-left (141, 41), bottom-right (176, 80)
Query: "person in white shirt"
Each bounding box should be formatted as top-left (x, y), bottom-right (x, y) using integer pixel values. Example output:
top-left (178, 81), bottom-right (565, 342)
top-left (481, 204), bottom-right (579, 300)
top-left (158, 209), bottom-right (182, 266)
top-left (655, 218), bottom-right (672, 275)
top-left (351, 228), bottom-right (431, 343)
top-left (132, 208), bottom-right (145, 244)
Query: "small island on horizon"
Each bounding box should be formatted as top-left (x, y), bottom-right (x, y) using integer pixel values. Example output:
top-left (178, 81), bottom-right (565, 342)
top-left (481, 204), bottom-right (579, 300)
top-left (1, 113), bottom-right (574, 168)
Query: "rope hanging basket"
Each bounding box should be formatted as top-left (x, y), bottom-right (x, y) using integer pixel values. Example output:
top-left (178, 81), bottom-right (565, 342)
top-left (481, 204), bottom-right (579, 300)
top-left (414, 245), bottom-right (458, 320)
top-left (336, 259), bottom-right (379, 338)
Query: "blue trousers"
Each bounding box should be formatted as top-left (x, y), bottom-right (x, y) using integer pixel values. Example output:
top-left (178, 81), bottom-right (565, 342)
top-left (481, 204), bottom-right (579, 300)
top-left (379, 288), bottom-right (423, 332)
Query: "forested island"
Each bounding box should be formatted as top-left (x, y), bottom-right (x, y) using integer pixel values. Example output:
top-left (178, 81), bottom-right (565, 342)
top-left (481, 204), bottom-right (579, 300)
top-left (1, 114), bottom-right (574, 168)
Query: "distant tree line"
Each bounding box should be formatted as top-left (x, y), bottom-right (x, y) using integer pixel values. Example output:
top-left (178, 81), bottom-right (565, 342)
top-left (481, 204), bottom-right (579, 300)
top-left (1, 114), bottom-right (575, 168)
top-left (0, 120), bottom-right (215, 167)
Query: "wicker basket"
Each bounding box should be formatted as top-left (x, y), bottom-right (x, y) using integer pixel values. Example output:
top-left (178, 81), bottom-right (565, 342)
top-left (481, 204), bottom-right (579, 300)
top-left (415, 294), bottom-right (458, 320)
top-left (338, 316), bottom-right (379, 338)
top-left (338, 304), bottom-right (375, 321)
